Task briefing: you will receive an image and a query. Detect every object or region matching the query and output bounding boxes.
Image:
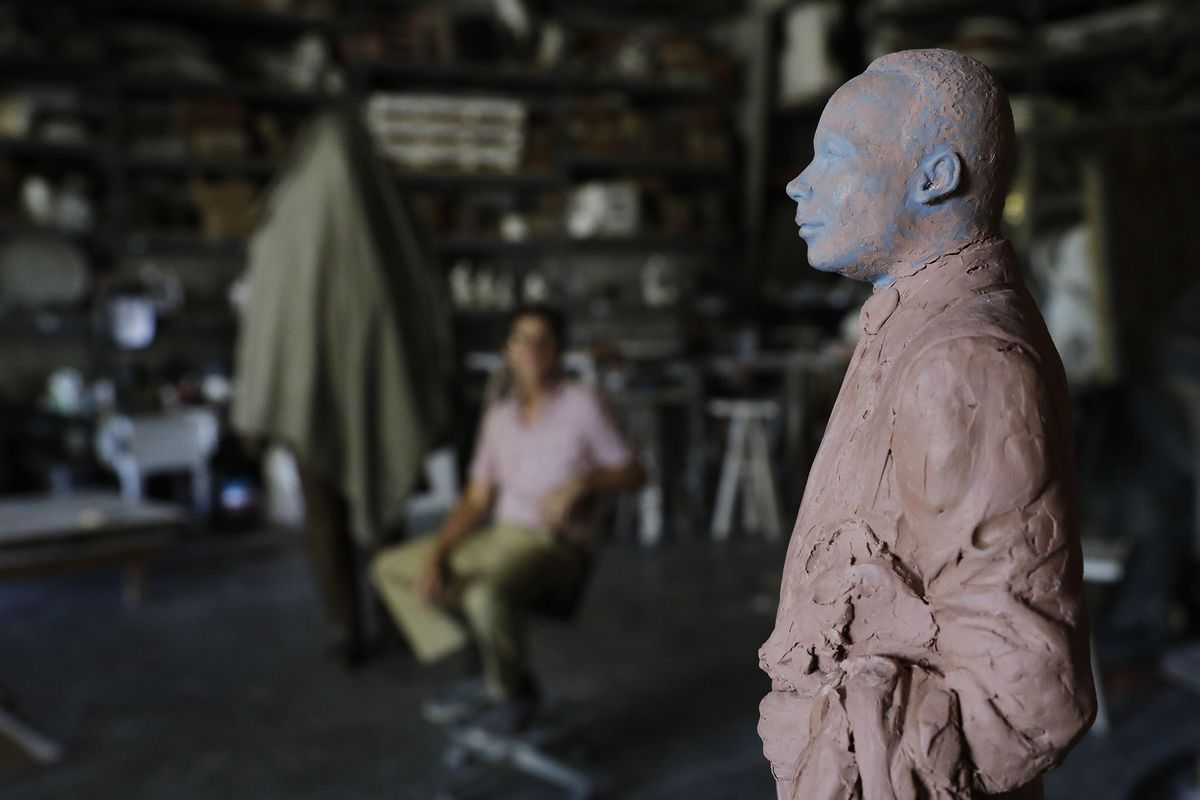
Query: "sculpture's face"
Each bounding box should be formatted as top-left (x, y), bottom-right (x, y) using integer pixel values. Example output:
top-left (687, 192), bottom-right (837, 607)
top-left (786, 74), bottom-right (914, 286)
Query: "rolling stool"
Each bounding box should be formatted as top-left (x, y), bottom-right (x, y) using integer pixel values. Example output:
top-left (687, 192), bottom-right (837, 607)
top-left (709, 399), bottom-right (784, 542)
top-left (436, 705), bottom-right (595, 800)
top-left (0, 700), bottom-right (62, 765)
top-left (433, 557), bottom-right (598, 800)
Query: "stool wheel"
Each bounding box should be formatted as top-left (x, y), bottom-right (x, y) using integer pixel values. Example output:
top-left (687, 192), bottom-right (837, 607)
top-left (442, 742), bottom-right (471, 770)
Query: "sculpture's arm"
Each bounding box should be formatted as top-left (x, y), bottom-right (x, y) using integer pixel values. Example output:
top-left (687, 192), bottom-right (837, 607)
top-left (888, 336), bottom-right (1096, 795)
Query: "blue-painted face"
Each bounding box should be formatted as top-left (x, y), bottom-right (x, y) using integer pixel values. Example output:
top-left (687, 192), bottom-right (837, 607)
top-left (786, 75), bottom-right (912, 286)
top-left (786, 73), bottom-right (968, 288)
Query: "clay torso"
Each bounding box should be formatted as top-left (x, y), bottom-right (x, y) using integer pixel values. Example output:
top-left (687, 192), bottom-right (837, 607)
top-left (759, 238), bottom-right (1094, 799)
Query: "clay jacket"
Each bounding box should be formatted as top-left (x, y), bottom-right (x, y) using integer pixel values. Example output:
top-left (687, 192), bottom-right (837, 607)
top-left (758, 237), bottom-right (1096, 800)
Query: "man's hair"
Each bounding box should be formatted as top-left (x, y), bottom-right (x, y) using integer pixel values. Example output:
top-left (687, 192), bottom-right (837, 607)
top-left (507, 303), bottom-right (567, 349)
top-left (866, 48), bottom-right (1016, 227)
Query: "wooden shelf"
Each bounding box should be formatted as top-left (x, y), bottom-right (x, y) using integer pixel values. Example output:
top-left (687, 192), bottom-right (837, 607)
top-left (0, 308), bottom-right (93, 341)
top-left (574, 74), bottom-right (733, 101)
top-left (0, 55), bottom-right (107, 83)
top-left (122, 233), bottom-right (248, 259)
top-left (565, 153), bottom-right (732, 179)
top-left (119, 77), bottom-right (337, 108)
top-left (157, 314), bottom-right (239, 339)
top-left (870, 0), bottom-right (1032, 24)
top-left (362, 61), bottom-right (560, 94)
top-left (1029, 102), bottom-right (1200, 143)
top-left (392, 158), bottom-right (732, 187)
top-left (111, 0), bottom-right (335, 35)
top-left (0, 138), bottom-right (103, 163)
top-left (1032, 27), bottom-right (1198, 87)
top-left (0, 5), bottom-right (743, 370)
top-left (873, 0), bottom-right (1167, 25)
top-left (393, 169), bottom-right (563, 190)
top-left (435, 235), bottom-right (733, 258)
top-left (453, 310), bottom-right (513, 324)
top-left (436, 238), bottom-right (557, 258)
top-left (124, 154), bottom-right (281, 179)
top-left (361, 60), bottom-right (733, 102)
top-left (0, 220), bottom-right (98, 243)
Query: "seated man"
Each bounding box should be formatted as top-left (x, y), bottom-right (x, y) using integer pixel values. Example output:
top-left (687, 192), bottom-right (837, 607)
top-left (372, 305), bottom-right (644, 731)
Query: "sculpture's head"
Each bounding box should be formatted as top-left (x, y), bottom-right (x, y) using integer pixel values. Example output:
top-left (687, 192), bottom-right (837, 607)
top-left (786, 49), bottom-right (1015, 287)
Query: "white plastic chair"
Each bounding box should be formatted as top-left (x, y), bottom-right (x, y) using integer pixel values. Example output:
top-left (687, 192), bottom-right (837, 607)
top-left (95, 408), bottom-right (220, 517)
top-left (407, 447), bottom-right (461, 522)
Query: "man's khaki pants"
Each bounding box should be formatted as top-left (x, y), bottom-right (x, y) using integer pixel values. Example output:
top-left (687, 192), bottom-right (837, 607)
top-left (371, 524), bottom-right (588, 700)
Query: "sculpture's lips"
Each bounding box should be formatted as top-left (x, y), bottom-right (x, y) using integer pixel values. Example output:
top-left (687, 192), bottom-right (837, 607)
top-left (796, 219), bottom-right (823, 234)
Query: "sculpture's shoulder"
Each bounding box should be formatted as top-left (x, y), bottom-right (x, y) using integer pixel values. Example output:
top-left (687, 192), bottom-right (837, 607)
top-left (902, 279), bottom-right (1065, 393)
top-left (887, 285), bottom-right (1072, 447)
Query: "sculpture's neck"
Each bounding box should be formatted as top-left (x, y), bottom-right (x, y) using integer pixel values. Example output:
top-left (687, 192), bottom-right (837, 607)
top-left (871, 229), bottom-right (996, 290)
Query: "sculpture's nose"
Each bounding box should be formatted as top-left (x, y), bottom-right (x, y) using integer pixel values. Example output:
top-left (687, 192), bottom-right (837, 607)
top-left (786, 173), bottom-right (811, 204)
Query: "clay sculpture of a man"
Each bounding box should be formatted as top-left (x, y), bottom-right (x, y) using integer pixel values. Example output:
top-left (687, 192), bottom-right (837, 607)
top-left (758, 49), bottom-right (1096, 800)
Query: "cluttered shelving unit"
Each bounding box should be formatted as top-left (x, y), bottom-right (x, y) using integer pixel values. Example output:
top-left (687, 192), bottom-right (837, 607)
top-left (0, 0), bottom-right (746, 415)
top-left (0, 0), bottom-right (344, 420)
top-left (351, 1), bottom-right (744, 351)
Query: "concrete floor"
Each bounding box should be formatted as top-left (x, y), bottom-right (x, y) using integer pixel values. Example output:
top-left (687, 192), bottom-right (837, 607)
top-left (0, 533), bottom-right (1197, 799)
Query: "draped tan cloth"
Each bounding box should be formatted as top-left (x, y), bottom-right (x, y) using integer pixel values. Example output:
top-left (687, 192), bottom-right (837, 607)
top-left (758, 238), bottom-right (1095, 799)
top-left (232, 111), bottom-right (452, 547)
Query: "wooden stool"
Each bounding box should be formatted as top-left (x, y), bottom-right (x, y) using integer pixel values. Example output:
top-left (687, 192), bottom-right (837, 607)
top-left (708, 399), bottom-right (784, 542)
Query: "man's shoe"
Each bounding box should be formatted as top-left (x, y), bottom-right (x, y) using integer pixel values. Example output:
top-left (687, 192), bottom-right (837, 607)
top-left (422, 678), bottom-right (491, 726)
top-left (470, 694), bottom-right (539, 735)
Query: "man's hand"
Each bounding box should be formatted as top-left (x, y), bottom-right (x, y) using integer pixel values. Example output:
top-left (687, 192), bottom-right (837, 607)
top-left (417, 479), bottom-right (495, 604)
top-left (540, 478), bottom-right (588, 531)
top-left (418, 549), bottom-right (450, 603)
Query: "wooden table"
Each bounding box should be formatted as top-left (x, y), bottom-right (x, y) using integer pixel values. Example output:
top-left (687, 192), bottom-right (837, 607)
top-left (0, 491), bottom-right (185, 764)
top-left (0, 491), bottom-right (183, 607)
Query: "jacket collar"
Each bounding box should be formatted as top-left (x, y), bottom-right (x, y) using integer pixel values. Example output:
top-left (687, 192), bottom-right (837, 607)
top-left (858, 237), bottom-right (1017, 337)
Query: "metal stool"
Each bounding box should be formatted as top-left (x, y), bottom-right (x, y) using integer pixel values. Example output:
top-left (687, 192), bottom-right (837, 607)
top-left (432, 558), bottom-right (600, 799)
top-left (708, 399), bottom-right (784, 542)
top-left (435, 700), bottom-right (595, 800)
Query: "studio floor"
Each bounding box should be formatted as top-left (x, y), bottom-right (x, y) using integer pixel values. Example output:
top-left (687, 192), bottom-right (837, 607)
top-left (1, 532), bottom-right (1197, 800)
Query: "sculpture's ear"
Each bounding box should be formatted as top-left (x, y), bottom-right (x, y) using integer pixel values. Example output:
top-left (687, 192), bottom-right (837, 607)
top-left (910, 149), bottom-right (962, 205)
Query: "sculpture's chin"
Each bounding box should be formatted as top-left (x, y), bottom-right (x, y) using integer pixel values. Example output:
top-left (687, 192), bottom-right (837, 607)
top-left (805, 251), bottom-right (854, 276)
top-left (803, 242), bottom-right (857, 278)
top-left (808, 258), bottom-right (866, 283)
top-left (806, 259), bottom-right (842, 274)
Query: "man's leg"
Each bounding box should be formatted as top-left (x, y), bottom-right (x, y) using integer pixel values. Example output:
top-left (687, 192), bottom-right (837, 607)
top-left (460, 579), bottom-right (532, 702)
top-left (371, 535), bottom-right (471, 663)
top-left (453, 526), bottom-right (587, 702)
